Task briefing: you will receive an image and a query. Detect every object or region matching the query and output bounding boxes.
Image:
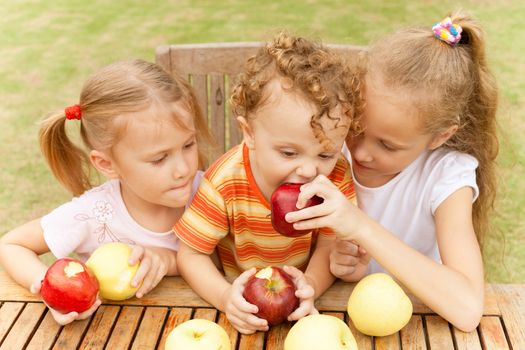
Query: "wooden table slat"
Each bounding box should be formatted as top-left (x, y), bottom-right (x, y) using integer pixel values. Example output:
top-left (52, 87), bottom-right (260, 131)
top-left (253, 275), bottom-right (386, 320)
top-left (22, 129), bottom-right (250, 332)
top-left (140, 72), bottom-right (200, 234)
top-left (105, 306), bottom-right (143, 349)
top-left (375, 333), bottom-right (400, 350)
top-left (493, 284), bottom-right (525, 349)
top-left (400, 315), bottom-right (426, 350)
top-left (478, 316), bottom-right (510, 350)
top-left (0, 303), bottom-right (46, 350)
top-left (0, 302), bottom-right (24, 344)
top-left (131, 307), bottom-right (168, 350)
top-left (26, 311), bottom-right (61, 350)
top-left (217, 312), bottom-right (239, 350)
top-left (425, 315), bottom-right (455, 350)
top-left (239, 331), bottom-right (265, 350)
top-left (453, 325), bottom-right (483, 350)
top-left (79, 305), bottom-right (120, 350)
top-left (157, 307), bottom-right (192, 350)
top-left (266, 322), bottom-right (292, 350)
top-left (52, 317), bottom-right (91, 350)
top-left (347, 318), bottom-right (373, 350)
top-left (192, 308), bottom-right (217, 321)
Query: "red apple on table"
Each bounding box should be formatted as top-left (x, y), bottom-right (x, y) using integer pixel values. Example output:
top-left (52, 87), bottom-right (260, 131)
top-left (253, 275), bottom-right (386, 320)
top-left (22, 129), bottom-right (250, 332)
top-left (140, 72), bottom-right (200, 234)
top-left (242, 266), bottom-right (299, 326)
top-left (40, 258), bottom-right (99, 313)
top-left (271, 183), bottom-right (323, 237)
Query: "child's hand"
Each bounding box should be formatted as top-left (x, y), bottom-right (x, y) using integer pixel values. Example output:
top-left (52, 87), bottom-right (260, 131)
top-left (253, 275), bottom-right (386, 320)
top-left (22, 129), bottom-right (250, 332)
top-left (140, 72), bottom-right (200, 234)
top-left (329, 238), bottom-right (370, 280)
top-left (221, 268), bottom-right (269, 334)
top-left (129, 245), bottom-right (172, 298)
top-left (282, 266), bottom-right (319, 321)
top-left (286, 175), bottom-right (366, 240)
top-left (30, 279), bottom-right (101, 325)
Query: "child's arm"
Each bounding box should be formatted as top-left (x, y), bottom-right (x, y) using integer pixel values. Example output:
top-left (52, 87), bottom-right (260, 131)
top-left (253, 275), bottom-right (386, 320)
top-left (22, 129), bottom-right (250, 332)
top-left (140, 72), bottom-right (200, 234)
top-left (0, 219), bottom-right (102, 325)
top-left (289, 176), bottom-right (484, 332)
top-left (0, 219), bottom-right (50, 289)
top-left (177, 242), bottom-right (268, 334)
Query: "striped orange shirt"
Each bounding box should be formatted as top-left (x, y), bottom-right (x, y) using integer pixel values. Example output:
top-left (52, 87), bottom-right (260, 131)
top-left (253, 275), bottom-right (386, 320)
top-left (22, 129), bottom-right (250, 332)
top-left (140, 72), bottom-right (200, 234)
top-left (174, 143), bottom-right (356, 277)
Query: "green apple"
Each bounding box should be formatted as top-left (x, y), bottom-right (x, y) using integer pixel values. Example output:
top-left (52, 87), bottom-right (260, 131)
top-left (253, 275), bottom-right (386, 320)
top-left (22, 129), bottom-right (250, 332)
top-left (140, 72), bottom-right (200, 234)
top-left (347, 273), bottom-right (413, 336)
top-left (284, 314), bottom-right (357, 350)
top-left (85, 242), bottom-right (139, 300)
top-left (165, 319), bottom-right (231, 350)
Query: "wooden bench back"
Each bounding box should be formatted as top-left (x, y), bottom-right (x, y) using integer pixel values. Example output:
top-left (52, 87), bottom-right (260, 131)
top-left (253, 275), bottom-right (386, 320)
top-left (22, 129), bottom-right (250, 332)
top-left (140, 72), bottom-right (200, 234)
top-left (155, 42), bottom-right (364, 167)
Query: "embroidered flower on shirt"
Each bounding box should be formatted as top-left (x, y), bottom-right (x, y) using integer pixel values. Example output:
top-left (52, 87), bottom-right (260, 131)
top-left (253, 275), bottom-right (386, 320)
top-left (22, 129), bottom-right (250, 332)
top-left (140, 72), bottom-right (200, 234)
top-left (74, 200), bottom-right (135, 245)
top-left (92, 201), bottom-right (114, 223)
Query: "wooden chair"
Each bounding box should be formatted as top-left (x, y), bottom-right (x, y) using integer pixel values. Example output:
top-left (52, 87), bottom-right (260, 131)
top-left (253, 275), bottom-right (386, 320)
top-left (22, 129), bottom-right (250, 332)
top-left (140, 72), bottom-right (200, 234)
top-left (155, 42), bottom-right (364, 167)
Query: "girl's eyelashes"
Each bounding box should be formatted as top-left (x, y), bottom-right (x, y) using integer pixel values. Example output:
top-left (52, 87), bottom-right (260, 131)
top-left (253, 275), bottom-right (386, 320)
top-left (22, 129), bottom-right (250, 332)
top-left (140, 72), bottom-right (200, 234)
top-left (184, 140), bottom-right (196, 150)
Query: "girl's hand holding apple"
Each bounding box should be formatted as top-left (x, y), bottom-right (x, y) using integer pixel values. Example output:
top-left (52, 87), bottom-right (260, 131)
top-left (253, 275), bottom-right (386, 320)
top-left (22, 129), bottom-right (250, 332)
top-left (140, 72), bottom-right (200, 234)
top-left (128, 245), bottom-right (173, 298)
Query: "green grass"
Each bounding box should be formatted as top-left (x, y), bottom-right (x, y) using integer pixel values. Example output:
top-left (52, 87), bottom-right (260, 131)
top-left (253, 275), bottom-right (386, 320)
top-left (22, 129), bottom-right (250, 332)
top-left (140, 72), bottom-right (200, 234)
top-left (1, 0), bottom-right (523, 282)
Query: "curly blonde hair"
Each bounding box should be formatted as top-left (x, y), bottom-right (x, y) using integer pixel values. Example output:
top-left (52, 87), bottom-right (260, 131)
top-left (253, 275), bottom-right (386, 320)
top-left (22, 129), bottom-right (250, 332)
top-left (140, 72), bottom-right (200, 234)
top-left (367, 11), bottom-right (499, 247)
top-left (230, 32), bottom-right (364, 149)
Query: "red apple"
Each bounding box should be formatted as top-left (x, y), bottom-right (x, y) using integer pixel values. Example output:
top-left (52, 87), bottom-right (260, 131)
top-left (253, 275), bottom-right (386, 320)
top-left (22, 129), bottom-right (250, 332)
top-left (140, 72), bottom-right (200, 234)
top-left (271, 183), bottom-right (323, 237)
top-left (40, 258), bottom-right (99, 313)
top-left (242, 266), bottom-right (299, 326)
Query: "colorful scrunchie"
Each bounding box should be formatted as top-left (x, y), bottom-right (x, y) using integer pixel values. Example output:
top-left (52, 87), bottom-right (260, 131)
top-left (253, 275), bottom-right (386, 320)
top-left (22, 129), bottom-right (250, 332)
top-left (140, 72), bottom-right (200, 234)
top-left (432, 17), bottom-right (462, 47)
top-left (65, 104), bottom-right (81, 120)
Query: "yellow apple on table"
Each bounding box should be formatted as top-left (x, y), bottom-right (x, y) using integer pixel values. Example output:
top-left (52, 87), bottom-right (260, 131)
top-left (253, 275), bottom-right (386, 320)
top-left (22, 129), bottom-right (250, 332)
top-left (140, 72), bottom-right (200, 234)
top-left (284, 314), bottom-right (358, 350)
top-left (85, 242), bottom-right (140, 300)
top-left (347, 272), bottom-right (413, 336)
top-left (165, 319), bottom-right (231, 350)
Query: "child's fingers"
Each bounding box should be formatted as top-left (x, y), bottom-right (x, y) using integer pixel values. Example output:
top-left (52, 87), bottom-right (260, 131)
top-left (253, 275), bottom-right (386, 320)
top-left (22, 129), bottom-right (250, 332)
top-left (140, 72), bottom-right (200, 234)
top-left (77, 299), bottom-right (102, 320)
top-left (332, 253), bottom-right (360, 266)
top-left (50, 309), bottom-right (79, 325)
top-left (30, 280), bottom-right (42, 294)
top-left (128, 245), bottom-right (145, 265)
top-left (227, 314), bottom-right (265, 334)
top-left (288, 301), bottom-right (317, 321)
top-left (295, 284), bottom-right (315, 299)
top-left (330, 262), bottom-right (356, 278)
top-left (131, 253), bottom-right (152, 288)
top-left (233, 268), bottom-right (257, 287)
top-left (336, 240), bottom-right (360, 256)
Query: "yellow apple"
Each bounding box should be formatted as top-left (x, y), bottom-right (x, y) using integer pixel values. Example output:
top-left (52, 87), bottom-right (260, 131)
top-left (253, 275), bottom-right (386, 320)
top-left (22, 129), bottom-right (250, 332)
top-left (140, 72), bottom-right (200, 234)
top-left (165, 319), bottom-right (231, 350)
top-left (347, 273), bottom-right (413, 336)
top-left (284, 314), bottom-right (358, 350)
top-left (85, 242), bottom-right (139, 300)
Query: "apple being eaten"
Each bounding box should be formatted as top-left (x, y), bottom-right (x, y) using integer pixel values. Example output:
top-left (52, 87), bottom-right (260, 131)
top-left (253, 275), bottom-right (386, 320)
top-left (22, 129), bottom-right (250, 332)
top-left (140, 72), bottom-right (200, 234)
top-left (271, 183), bottom-right (323, 237)
top-left (165, 319), bottom-right (231, 350)
top-left (40, 258), bottom-right (99, 314)
top-left (242, 266), bottom-right (299, 326)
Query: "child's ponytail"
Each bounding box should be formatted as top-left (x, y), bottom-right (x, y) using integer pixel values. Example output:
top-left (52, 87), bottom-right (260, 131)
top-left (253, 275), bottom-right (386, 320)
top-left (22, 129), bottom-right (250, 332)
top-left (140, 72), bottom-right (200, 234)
top-left (446, 11), bottom-right (499, 246)
top-left (39, 109), bottom-right (92, 196)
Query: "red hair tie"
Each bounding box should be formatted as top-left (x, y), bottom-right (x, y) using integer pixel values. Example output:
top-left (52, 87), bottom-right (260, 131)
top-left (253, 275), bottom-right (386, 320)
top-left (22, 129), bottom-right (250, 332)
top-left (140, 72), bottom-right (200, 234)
top-left (65, 104), bottom-right (81, 120)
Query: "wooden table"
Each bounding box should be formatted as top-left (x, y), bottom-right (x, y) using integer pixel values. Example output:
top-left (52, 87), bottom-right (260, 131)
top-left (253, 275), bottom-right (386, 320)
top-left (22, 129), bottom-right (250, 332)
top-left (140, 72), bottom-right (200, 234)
top-left (0, 271), bottom-right (523, 350)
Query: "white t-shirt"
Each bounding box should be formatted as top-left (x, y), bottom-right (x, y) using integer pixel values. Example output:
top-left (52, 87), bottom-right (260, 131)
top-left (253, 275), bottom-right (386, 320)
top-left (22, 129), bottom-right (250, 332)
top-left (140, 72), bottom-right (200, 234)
top-left (342, 146), bottom-right (479, 274)
top-left (41, 171), bottom-right (204, 262)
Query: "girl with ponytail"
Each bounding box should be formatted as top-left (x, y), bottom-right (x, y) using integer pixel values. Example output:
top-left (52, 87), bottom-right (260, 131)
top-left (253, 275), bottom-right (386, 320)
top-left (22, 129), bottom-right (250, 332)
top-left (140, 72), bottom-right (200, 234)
top-left (287, 11), bottom-right (498, 331)
top-left (0, 59), bottom-right (211, 325)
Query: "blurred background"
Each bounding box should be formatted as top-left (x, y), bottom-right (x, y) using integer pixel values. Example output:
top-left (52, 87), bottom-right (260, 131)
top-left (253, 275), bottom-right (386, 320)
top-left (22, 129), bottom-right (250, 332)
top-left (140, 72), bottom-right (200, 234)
top-left (0, 0), bottom-right (523, 282)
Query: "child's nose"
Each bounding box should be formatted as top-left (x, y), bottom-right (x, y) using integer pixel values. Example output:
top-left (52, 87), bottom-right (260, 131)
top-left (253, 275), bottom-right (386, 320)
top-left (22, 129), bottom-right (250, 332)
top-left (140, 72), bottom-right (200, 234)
top-left (171, 157), bottom-right (190, 179)
top-left (296, 161), bottom-right (318, 180)
top-left (351, 141), bottom-right (373, 163)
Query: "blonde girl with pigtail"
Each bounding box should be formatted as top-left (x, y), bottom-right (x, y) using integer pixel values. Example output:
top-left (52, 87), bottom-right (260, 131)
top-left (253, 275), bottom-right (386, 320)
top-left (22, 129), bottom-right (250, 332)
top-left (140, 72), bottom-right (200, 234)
top-left (285, 10), bottom-right (498, 331)
top-left (0, 59), bottom-right (211, 325)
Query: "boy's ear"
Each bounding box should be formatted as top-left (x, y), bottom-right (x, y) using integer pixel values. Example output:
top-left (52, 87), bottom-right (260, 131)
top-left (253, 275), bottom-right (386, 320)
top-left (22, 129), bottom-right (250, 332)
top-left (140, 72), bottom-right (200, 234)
top-left (89, 150), bottom-right (119, 179)
top-left (237, 116), bottom-right (255, 149)
top-left (428, 125), bottom-right (459, 150)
